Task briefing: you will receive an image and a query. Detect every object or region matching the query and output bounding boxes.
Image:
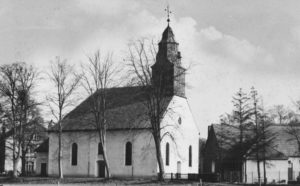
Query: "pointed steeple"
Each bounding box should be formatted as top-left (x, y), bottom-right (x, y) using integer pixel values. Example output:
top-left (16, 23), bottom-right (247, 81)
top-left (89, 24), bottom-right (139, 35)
top-left (151, 8), bottom-right (186, 98)
top-left (161, 25), bottom-right (176, 43)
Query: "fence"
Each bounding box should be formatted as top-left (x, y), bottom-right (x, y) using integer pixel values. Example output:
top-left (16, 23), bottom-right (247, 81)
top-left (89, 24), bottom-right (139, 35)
top-left (246, 171), bottom-right (300, 184)
top-left (164, 173), bottom-right (200, 181)
top-left (164, 173), bottom-right (220, 182)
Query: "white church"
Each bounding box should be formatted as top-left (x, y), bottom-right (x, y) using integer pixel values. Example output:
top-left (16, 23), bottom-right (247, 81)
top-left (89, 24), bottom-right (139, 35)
top-left (36, 22), bottom-right (200, 178)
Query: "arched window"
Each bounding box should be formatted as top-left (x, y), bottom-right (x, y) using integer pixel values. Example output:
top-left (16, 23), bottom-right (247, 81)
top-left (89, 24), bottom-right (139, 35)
top-left (189, 145), bottom-right (192, 167)
top-left (98, 142), bottom-right (103, 155)
top-left (125, 142), bottom-right (132, 166)
top-left (166, 143), bottom-right (170, 166)
top-left (71, 143), bottom-right (78, 166)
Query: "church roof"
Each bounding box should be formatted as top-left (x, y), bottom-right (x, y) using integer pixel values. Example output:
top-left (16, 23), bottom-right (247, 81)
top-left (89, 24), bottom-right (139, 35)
top-left (161, 26), bottom-right (176, 43)
top-left (211, 124), bottom-right (300, 159)
top-left (48, 86), bottom-right (172, 132)
top-left (35, 138), bottom-right (49, 153)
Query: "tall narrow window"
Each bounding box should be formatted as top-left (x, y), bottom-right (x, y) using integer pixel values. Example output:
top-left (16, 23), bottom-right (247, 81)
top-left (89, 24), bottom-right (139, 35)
top-left (211, 161), bottom-right (215, 173)
top-left (71, 143), bottom-right (78, 166)
top-left (98, 142), bottom-right (103, 155)
top-left (189, 145), bottom-right (192, 167)
top-left (166, 143), bottom-right (170, 166)
top-left (125, 142), bottom-right (132, 166)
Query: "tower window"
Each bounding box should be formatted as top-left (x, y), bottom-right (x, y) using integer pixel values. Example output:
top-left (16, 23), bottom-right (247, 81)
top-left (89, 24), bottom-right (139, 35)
top-left (125, 142), bottom-right (132, 166)
top-left (166, 143), bottom-right (170, 166)
top-left (71, 143), bottom-right (78, 166)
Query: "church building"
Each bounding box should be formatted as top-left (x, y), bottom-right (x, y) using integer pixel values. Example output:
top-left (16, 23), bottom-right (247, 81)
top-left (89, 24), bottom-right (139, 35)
top-left (40, 22), bottom-right (200, 178)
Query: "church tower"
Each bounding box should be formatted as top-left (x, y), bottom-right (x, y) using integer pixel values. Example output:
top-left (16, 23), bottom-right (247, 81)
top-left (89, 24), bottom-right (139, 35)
top-left (151, 15), bottom-right (186, 97)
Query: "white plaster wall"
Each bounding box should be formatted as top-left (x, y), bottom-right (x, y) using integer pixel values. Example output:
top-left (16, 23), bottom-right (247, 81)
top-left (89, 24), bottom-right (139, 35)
top-left (35, 152), bottom-right (48, 175)
top-left (245, 160), bottom-right (288, 184)
top-left (288, 157), bottom-right (300, 180)
top-left (48, 130), bottom-right (157, 178)
top-left (160, 96), bottom-right (200, 175)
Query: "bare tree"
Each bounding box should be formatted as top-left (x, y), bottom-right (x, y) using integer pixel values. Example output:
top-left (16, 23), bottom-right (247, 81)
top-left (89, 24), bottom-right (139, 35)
top-left (284, 102), bottom-right (300, 153)
top-left (0, 63), bottom-right (23, 177)
top-left (81, 50), bottom-right (119, 178)
top-left (268, 105), bottom-right (291, 125)
top-left (251, 87), bottom-right (262, 186)
top-left (232, 88), bottom-right (252, 182)
top-left (0, 104), bottom-right (8, 173)
top-left (47, 57), bottom-right (81, 179)
top-left (249, 88), bottom-right (276, 186)
top-left (12, 63), bottom-right (42, 176)
top-left (126, 38), bottom-right (187, 180)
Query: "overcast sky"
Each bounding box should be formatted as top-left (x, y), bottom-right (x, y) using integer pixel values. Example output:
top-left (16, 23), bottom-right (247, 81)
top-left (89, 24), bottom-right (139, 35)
top-left (1, 0), bottom-right (300, 137)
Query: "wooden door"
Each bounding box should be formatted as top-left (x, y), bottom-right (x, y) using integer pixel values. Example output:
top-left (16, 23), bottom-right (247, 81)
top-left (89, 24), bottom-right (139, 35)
top-left (177, 161), bottom-right (181, 179)
top-left (288, 161), bottom-right (293, 180)
top-left (41, 163), bottom-right (47, 177)
top-left (98, 161), bottom-right (105, 178)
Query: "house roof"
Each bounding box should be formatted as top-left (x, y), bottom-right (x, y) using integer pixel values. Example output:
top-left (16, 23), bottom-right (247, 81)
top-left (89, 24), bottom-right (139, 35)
top-left (211, 123), bottom-right (300, 159)
top-left (35, 138), bottom-right (49, 153)
top-left (49, 86), bottom-right (172, 132)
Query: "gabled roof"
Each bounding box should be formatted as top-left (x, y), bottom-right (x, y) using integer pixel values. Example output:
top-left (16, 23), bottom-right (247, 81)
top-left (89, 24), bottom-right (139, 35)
top-left (210, 123), bottom-right (300, 159)
top-left (35, 138), bottom-right (49, 153)
top-left (49, 86), bottom-right (172, 132)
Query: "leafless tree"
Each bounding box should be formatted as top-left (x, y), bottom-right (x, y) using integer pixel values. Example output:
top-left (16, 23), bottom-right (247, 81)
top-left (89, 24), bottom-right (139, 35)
top-left (47, 57), bottom-right (81, 179)
top-left (231, 88), bottom-right (252, 182)
top-left (268, 105), bottom-right (291, 125)
top-left (284, 102), bottom-right (300, 153)
top-left (251, 87), bottom-right (262, 186)
top-left (12, 63), bottom-right (42, 176)
top-left (0, 63), bottom-right (24, 177)
top-left (249, 88), bottom-right (276, 186)
top-left (81, 50), bottom-right (120, 178)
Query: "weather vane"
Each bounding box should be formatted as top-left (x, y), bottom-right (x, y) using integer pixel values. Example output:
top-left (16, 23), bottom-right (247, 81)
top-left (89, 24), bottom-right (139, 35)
top-left (165, 5), bottom-right (172, 25)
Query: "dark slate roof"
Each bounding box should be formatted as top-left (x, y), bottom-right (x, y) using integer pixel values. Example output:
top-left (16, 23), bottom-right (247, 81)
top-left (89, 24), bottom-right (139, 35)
top-left (35, 138), bottom-right (49, 153)
top-left (247, 146), bottom-right (288, 160)
top-left (49, 86), bottom-right (172, 132)
top-left (161, 26), bottom-right (176, 43)
top-left (268, 125), bottom-right (300, 157)
top-left (211, 123), bottom-right (300, 159)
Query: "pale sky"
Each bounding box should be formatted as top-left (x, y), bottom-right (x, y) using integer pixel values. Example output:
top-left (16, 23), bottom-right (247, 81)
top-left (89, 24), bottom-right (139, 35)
top-left (1, 0), bottom-right (300, 137)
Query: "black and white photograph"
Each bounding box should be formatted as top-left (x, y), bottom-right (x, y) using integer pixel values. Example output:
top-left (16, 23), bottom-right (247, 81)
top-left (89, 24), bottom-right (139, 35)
top-left (0, 1), bottom-right (300, 185)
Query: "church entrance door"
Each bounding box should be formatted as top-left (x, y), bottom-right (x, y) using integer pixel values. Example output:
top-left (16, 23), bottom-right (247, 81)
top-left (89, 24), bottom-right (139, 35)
top-left (41, 163), bottom-right (47, 177)
top-left (97, 160), bottom-right (105, 178)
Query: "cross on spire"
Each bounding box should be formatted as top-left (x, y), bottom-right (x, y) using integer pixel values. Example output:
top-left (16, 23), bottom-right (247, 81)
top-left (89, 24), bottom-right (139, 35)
top-left (165, 5), bottom-right (172, 25)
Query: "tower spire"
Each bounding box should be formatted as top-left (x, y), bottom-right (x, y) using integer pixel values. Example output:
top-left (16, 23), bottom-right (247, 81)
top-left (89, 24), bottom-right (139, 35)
top-left (165, 5), bottom-right (172, 26)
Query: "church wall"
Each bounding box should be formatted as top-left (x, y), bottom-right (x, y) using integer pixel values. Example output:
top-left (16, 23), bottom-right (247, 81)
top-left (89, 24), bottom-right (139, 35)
top-left (35, 152), bottom-right (48, 175)
top-left (48, 129), bottom-right (157, 178)
top-left (160, 96), bottom-right (199, 175)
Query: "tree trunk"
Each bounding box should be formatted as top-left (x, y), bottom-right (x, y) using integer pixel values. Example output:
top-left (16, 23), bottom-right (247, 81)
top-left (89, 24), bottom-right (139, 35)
top-left (13, 156), bottom-right (20, 178)
top-left (102, 142), bottom-right (111, 178)
top-left (153, 133), bottom-right (164, 181)
top-left (99, 130), bottom-right (110, 178)
top-left (58, 130), bottom-right (63, 179)
top-left (12, 133), bottom-right (18, 178)
top-left (21, 149), bottom-right (26, 176)
top-left (256, 157), bottom-right (261, 186)
top-left (263, 159), bottom-right (266, 185)
top-left (0, 134), bottom-right (5, 173)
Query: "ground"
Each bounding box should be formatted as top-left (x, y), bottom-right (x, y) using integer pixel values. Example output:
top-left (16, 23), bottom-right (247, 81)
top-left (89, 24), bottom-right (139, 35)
top-left (0, 177), bottom-right (199, 185)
